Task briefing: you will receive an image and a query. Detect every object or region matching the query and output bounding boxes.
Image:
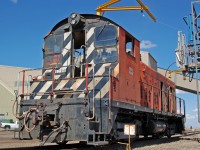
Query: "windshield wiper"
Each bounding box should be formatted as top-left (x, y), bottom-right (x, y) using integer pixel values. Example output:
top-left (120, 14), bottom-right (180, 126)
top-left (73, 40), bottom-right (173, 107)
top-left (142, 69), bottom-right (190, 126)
top-left (97, 22), bottom-right (108, 38)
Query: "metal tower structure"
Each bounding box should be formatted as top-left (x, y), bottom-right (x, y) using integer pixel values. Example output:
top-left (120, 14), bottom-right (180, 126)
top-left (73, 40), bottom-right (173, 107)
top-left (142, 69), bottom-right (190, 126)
top-left (175, 0), bottom-right (200, 123)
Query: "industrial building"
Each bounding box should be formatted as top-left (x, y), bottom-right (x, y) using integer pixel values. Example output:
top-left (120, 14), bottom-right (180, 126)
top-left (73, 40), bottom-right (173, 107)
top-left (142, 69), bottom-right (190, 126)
top-left (0, 65), bottom-right (41, 122)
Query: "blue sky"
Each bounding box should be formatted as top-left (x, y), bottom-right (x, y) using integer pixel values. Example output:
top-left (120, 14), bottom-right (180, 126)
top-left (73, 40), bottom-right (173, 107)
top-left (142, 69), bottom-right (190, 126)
top-left (0, 0), bottom-right (199, 127)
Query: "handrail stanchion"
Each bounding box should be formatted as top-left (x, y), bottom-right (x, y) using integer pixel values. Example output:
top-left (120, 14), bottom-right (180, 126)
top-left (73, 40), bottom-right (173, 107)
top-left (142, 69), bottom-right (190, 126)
top-left (86, 63), bottom-right (89, 92)
top-left (17, 72), bottom-right (20, 95)
top-left (179, 98), bottom-right (182, 114)
top-left (51, 67), bottom-right (55, 98)
top-left (22, 70), bottom-right (25, 98)
top-left (109, 67), bottom-right (111, 120)
top-left (183, 99), bottom-right (186, 116)
top-left (87, 64), bottom-right (95, 120)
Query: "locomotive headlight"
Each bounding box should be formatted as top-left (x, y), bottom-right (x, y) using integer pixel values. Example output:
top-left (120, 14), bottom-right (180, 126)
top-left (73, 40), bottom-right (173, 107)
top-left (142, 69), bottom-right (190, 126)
top-left (70, 19), bottom-right (77, 25)
top-left (70, 13), bottom-right (77, 19)
top-left (68, 13), bottom-right (80, 26)
top-left (68, 13), bottom-right (85, 27)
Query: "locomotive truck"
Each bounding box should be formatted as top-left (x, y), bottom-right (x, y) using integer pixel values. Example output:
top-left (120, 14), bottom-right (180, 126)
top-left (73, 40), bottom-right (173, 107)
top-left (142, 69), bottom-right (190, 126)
top-left (14, 13), bottom-right (185, 145)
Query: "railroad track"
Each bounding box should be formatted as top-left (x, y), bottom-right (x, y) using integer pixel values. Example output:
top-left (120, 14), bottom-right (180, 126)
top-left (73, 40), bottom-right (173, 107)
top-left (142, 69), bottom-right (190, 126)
top-left (1, 143), bottom-right (94, 150)
top-left (180, 129), bottom-right (200, 143)
top-left (1, 130), bottom-right (200, 150)
top-left (182, 129), bottom-right (200, 136)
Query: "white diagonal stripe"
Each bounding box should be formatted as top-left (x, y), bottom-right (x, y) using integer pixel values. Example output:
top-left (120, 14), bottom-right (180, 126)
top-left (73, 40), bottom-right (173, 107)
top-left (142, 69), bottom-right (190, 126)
top-left (43, 69), bottom-right (52, 75)
top-left (34, 81), bottom-right (52, 99)
top-left (95, 82), bottom-right (109, 98)
top-left (54, 80), bottom-right (69, 90)
top-left (72, 78), bottom-right (84, 91)
top-left (95, 63), bottom-right (110, 76)
top-left (30, 82), bottom-right (40, 94)
top-left (86, 27), bottom-right (95, 61)
top-left (64, 32), bottom-right (71, 40)
top-left (65, 41), bottom-right (72, 51)
top-left (64, 32), bottom-right (71, 49)
top-left (86, 28), bottom-right (95, 41)
top-left (88, 77), bottom-right (103, 91)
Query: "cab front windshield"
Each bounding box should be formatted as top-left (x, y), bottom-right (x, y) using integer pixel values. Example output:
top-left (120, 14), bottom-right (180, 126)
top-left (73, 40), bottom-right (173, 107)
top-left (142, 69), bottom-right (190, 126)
top-left (94, 47), bottom-right (117, 63)
top-left (94, 25), bottom-right (118, 63)
top-left (44, 33), bottom-right (63, 54)
top-left (43, 33), bottom-right (64, 68)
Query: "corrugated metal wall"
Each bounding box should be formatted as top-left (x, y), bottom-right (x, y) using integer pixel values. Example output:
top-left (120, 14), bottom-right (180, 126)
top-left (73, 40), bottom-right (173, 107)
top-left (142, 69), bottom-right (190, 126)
top-left (0, 83), bottom-right (15, 121)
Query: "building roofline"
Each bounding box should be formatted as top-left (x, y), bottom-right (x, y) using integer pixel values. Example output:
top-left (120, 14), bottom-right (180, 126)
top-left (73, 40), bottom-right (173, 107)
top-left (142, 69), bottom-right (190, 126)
top-left (0, 80), bottom-right (15, 96)
top-left (0, 65), bottom-right (29, 69)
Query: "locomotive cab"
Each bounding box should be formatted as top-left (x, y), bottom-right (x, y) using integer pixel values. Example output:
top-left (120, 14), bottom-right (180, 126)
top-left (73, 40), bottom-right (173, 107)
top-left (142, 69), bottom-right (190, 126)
top-left (43, 13), bottom-right (118, 79)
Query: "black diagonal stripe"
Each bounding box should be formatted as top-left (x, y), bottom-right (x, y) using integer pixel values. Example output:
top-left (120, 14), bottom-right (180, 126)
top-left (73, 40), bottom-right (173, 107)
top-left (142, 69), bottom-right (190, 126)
top-left (31, 81), bottom-right (46, 99)
top-left (87, 31), bottom-right (94, 47)
top-left (88, 63), bottom-right (110, 77)
top-left (63, 79), bottom-right (74, 89)
top-left (88, 63), bottom-right (111, 77)
top-left (40, 95), bottom-right (49, 99)
top-left (41, 79), bottom-right (73, 99)
top-left (32, 81), bottom-right (46, 94)
top-left (42, 69), bottom-right (53, 76)
top-left (87, 63), bottom-right (118, 99)
top-left (62, 51), bottom-right (70, 64)
top-left (56, 66), bottom-right (71, 79)
top-left (40, 81), bottom-right (60, 99)
top-left (93, 77), bottom-right (109, 98)
top-left (89, 63), bottom-right (103, 77)
top-left (63, 79), bottom-right (74, 98)
top-left (73, 77), bottom-right (91, 96)
top-left (76, 79), bottom-right (86, 91)
top-left (59, 72), bottom-right (68, 79)
top-left (61, 50), bottom-right (71, 78)
top-left (63, 33), bottom-right (72, 47)
top-left (87, 77), bottom-right (109, 98)
top-left (88, 90), bottom-right (93, 98)
top-left (87, 48), bottom-right (95, 64)
top-left (103, 92), bottom-right (109, 99)
top-left (101, 62), bottom-right (118, 76)
top-left (75, 78), bottom-right (94, 98)
top-left (93, 63), bottom-right (110, 76)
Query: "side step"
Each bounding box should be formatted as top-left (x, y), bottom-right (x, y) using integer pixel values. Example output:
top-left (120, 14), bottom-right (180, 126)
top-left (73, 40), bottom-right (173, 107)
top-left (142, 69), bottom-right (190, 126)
top-left (87, 132), bottom-right (108, 146)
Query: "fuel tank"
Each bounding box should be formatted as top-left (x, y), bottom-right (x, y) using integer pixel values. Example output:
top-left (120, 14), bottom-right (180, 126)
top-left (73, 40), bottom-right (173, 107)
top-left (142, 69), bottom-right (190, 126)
top-left (145, 120), bottom-right (167, 134)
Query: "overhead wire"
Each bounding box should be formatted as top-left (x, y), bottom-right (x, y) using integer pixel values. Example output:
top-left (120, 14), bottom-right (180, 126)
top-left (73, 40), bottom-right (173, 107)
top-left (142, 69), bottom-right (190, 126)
top-left (141, 12), bottom-right (180, 31)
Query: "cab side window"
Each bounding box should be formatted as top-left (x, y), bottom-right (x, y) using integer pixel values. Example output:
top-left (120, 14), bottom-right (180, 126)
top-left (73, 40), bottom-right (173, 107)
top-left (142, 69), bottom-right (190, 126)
top-left (125, 34), bottom-right (134, 57)
top-left (94, 25), bottom-right (117, 47)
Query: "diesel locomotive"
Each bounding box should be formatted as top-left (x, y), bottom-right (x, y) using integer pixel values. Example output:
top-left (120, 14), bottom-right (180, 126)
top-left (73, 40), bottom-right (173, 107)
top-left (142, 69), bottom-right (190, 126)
top-left (15, 13), bottom-right (185, 145)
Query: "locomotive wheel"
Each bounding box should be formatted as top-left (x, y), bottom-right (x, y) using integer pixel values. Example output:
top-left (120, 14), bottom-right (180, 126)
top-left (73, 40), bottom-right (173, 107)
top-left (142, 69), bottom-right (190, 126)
top-left (152, 133), bottom-right (164, 139)
top-left (167, 134), bottom-right (172, 138)
top-left (56, 140), bottom-right (68, 145)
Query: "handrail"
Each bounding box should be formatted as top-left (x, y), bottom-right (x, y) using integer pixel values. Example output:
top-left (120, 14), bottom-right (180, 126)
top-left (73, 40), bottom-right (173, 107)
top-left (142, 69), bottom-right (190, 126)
top-left (22, 70), bottom-right (25, 97)
top-left (87, 64), bottom-right (95, 120)
top-left (176, 97), bottom-right (185, 116)
top-left (85, 63), bottom-right (89, 92)
top-left (108, 67), bottom-right (112, 120)
top-left (51, 67), bottom-right (55, 98)
top-left (16, 64), bottom-right (88, 97)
